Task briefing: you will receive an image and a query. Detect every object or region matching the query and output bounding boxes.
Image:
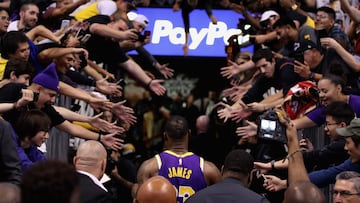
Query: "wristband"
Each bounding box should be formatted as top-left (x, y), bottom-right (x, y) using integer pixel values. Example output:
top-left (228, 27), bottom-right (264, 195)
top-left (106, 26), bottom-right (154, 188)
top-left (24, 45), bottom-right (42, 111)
top-left (271, 160), bottom-right (275, 170)
top-left (146, 79), bottom-right (153, 88)
top-left (97, 133), bottom-right (102, 142)
top-left (283, 149), bottom-right (303, 163)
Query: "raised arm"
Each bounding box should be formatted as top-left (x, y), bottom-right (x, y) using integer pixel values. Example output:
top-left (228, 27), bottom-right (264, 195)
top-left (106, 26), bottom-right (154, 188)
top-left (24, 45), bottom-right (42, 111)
top-left (56, 120), bottom-right (124, 151)
top-left (120, 59), bottom-right (166, 96)
top-left (339, 0), bottom-right (360, 23)
top-left (320, 37), bottom-right (360, 72)
top-left (282, 117), bottom-right (310, 183)
top-left (89, 23), bottom-right (138, 41)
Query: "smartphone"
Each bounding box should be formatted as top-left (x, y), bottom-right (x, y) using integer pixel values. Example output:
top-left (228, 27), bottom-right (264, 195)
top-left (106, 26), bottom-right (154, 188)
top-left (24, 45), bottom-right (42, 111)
top-left (317, 29), bottom-right (328, 38)
top-left (294, 52), bottom-right (304, 64)
top-left (80, 34), bottom-right (91, 43)
top-left (297, 130), bottom-right (304, 141)
top-left (19, 91), bottom-right (39, 102)
top-left (144, 30), bottom-right (151, 37)
top-left (60, 19), bottom-right (70, 29)
top-left (75, 28), bottom-right (84, 38)
top-left (256, 170), bottom-right (267, 181)
top-left (116, 78), bottom-right (126, 87)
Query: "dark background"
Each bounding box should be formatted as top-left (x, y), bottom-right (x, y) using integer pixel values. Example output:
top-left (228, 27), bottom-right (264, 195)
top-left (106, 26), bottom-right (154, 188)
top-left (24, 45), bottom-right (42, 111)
top-left (131, 55), bottom-right (230, 96)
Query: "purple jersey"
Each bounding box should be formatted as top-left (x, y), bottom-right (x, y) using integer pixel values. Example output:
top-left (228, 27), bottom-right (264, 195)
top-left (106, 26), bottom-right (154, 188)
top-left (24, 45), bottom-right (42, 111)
top-left (155, 150), bottom-right (207, 203)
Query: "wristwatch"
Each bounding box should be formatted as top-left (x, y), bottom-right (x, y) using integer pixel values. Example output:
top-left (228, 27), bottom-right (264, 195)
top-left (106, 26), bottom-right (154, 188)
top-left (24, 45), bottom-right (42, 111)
top-left (271, 160), bottom-right (276, 170)
top-left (291, 4), bottom-right (298, 11)
top-left (309, 72), bottom-right (315, 80)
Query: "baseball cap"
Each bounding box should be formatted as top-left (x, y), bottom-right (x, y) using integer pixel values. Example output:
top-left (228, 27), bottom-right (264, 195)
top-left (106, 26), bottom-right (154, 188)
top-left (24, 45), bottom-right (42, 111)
top-left (296, 40), bottom-right (321, 53)
top-left (336, 118), bottom-right (360, 137)
top-left (260, 10), bottom-right (279, 23)
top-left (132, 14), bottom-right (149, 27)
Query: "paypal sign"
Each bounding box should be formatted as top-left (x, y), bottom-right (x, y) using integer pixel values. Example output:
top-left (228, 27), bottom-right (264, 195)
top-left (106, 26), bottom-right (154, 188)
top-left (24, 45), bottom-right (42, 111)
top-left (129, 8), bottom-right (254, 57)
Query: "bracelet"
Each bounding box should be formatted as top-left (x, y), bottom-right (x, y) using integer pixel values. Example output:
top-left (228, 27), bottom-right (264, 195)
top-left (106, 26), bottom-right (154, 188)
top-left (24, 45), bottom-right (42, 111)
top-left (271, 160), bottom-right (275, 170)
top-left (282, 149), bottom-right (302, 163)
top-left (97, 133), bottom-right (102, 142)
top-left (13, 102), bottom-right (17, 110)
top-left (146, 79), bottom-right (153, 88)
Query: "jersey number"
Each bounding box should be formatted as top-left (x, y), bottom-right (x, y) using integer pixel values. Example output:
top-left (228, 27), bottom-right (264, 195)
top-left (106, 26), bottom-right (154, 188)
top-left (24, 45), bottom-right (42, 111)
top-left (177, 186), bottom-right (195, 202)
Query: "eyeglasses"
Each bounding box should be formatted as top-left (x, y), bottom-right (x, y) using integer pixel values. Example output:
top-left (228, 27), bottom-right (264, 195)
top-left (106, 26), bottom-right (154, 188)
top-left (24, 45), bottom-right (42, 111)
top-left (316, 14), bottom-right (329, 19)
top-left (325, 122), bottom-right (339, 127)
top-left (332, 190), bottom-right (360, 198)
top-left (0, 16), bottom-right (9, 21)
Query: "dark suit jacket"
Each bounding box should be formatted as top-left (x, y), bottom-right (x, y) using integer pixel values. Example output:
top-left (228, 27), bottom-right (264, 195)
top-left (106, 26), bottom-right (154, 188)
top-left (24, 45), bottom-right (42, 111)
top-left (78, 173), bottom-right (115, 203)
top-left (0, 120), bottom-right (21, 184)
top-left (185, 177), bottom-right (270, 203)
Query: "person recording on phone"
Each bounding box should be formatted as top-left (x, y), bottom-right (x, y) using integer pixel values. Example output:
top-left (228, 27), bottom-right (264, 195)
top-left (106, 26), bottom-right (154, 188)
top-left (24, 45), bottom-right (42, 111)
top-left (293, 40), bottom-right (359, 95)
top-left (119, 13), bottom-right (174, 79)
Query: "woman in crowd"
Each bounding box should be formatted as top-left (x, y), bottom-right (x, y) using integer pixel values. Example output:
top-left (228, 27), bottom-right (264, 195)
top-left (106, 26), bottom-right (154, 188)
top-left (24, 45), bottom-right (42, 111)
top-left (293, 74), bottom-right (360, 129)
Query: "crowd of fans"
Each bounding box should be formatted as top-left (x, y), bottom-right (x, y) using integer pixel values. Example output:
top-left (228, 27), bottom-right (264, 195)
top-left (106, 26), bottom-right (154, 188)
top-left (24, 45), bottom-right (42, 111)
top-left (1, 0), bottom-right (360, 202)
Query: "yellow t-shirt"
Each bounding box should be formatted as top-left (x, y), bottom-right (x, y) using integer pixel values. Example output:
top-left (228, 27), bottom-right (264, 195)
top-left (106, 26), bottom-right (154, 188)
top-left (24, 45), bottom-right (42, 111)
top-left (0, 57), bottom-right (8, 80)
top-left (305, 16), bottom-right (315, 29)
top-left (73, 0), bottom-right (117, 22)
top-left (73, 2), bottom-right (99, 22)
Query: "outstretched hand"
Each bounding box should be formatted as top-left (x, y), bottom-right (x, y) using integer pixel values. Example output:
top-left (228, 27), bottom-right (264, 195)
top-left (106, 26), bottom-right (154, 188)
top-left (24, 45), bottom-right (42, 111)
top-left (220, 60), bottom-right (241, 79)
top-left (95, 78), bottom-right (122, 97)
top-left (111, 100), bottom-right (137, 126)
top-left (236, 120), bottom-right (258, 138)
top-left (157, 63), bottom-right (174, 79)
top-left (148, 79), bottom-right (166, 96)
top-left (254, 162), bottom-right (270, 174)
top-left (101, 132), bottom-right (125, 151)
top-left (89, 113), bottom-right (125, 134)
top-left (263, 175), bottom-right (287, 192)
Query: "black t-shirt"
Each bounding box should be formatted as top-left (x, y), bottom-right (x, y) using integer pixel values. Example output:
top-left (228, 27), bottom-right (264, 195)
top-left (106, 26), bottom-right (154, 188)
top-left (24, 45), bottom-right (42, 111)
top-left (242, 58), bottom-right (305, 104)
top-left (0, 83), bottom-right (65, 127)
top-left (83, 15), bottom-right (129, 65)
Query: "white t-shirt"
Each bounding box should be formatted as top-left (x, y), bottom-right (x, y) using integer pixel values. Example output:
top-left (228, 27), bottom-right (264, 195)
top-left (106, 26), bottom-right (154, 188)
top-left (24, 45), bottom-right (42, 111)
top-left (7, 20), bottom-right (19, 31)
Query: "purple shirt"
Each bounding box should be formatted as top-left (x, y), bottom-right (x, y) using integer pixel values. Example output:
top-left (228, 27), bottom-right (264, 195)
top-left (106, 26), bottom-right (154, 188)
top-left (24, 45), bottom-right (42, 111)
top-left (156, 150), bottom-right (207, 203)
top-left (306, 95), bottom-right (360, 126)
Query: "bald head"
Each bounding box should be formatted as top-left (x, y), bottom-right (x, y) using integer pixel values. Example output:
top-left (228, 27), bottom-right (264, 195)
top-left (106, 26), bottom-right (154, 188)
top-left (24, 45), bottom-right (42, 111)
top-left (134, 176), bottom-right (177, 203)
top-left (283, 181), bottom-right (325, 203)
top-left (196, 115), bottom-right (209, 134)
top-left (0, 183), bottom-right (20, 203)
top-left (74, 140), bottom-right (107, 178)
